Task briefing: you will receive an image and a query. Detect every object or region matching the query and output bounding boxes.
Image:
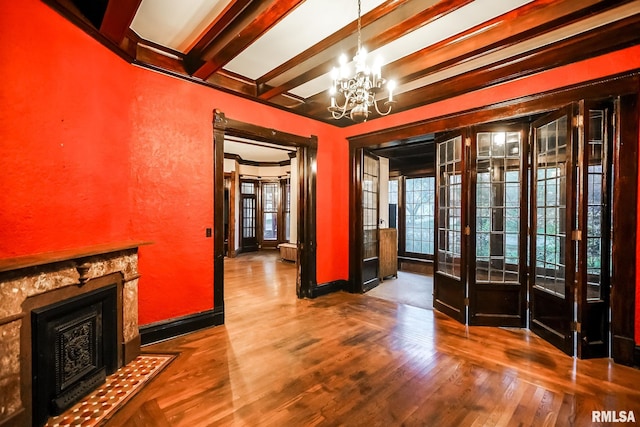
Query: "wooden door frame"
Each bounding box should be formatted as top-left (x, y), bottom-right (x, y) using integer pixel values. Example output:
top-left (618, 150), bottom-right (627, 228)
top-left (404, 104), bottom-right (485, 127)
top-left (347, 71), bottom-right (639, 365)
top-left (213, 110), bottom-right (318, 311)
top-left (224, 171), bottom-right (237, 257)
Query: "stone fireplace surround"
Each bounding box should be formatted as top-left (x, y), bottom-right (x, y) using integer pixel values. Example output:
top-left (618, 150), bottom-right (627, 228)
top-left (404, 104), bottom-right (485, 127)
top-left (0, 242), bottom-right (146, 427)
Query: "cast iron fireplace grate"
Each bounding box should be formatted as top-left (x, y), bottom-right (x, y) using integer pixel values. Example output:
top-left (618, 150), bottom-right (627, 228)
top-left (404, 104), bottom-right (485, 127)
top-left (31, 285), bottom-right (118, 427)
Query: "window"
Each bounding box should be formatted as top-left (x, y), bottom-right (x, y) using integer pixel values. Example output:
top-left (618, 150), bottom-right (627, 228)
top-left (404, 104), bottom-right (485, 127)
top-left (405, 177), bottom-right (435, 255)
top-left (388, 179), bottom-right (398, 228)
top-left (283, 179), bottom-right (291, 241)
top-left (262, 182), bottom-right (279, 241)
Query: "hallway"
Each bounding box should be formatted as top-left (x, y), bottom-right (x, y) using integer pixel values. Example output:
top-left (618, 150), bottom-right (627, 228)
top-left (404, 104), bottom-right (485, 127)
top-left (107, 252), bottom-right (640, 426)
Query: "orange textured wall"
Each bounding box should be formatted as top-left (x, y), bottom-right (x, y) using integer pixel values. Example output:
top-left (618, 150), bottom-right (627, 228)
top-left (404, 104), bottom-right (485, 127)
top-left (0, 0), bottom-right (348, 325)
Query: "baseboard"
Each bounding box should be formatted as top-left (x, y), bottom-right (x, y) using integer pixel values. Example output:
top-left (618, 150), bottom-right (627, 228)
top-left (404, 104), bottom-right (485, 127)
top-left (0, 407), bottom-right (25, 427)
top-left (612, 335), bottom-right (636, 366)
top-left (311, 280), bottom-right (347, 298)
top-left (123, 334), bottom-right (141, 365)
top-left (140, 307), bottom-right (224, 346)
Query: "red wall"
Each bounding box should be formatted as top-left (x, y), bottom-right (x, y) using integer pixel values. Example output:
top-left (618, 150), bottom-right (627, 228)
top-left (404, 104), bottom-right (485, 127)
top-left (0, 0), bottom-right (348, 325)
top-left (0, 0), bottom-right (133, 255)
top-left (1, 0), bottom-right (638, 341)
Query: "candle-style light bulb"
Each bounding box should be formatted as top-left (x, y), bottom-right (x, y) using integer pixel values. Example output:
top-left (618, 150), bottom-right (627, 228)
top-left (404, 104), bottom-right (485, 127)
top-left (387, 80), bottom-right (396, 102)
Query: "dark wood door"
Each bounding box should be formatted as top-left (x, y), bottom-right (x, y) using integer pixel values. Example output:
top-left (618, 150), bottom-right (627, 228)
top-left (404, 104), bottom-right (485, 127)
top-left (362, 151), bottom-right (380, 291)
top-left (434, 132), bottom-right (467, 324)
top-left (468, 126), bottom-right (527, 327)
top-left (576, 101), bottom-right (613, 359)
top-left (529, 106), bottom-right (577, 356)
top-left (240, 181), bottom-right (258, 252)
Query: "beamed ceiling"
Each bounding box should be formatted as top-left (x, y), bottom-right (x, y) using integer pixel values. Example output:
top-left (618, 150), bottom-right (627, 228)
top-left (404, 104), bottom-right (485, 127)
top-left (44, 0), bottom-right (640, 127)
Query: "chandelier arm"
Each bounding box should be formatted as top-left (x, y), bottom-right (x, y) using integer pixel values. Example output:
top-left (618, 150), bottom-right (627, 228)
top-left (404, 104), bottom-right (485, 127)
top-left (372, 98), bottom-right (393, 116)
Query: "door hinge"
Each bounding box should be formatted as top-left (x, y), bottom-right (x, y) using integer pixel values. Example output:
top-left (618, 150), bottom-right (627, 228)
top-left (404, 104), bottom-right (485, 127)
top-left (571, 321), bottom-right (582, 333)
top-left (464, 298), bottom-right (470, 306)
top-left (573, 114), bottom-right (584, 127)
top-left (464, 226), bottom-right (471, 236)
top-left (571, 230), bottom-right (582, 241)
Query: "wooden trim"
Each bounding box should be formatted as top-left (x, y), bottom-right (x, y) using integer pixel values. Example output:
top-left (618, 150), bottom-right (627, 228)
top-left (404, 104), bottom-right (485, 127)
top-left (224, 152), bottom-right (292, 167)
top-left (311, 280), bottom-right (347, 298)
top-left (348, 72), bottom-right (640, 148)
top-left (0, 241), bottom-right (150, 273)
top-left (139, 307), bottom-right (224, 346)
top-left (227, 171), bottom-right (237, 258)
top-left (213, 110), bottom-right (317, 301)
top-left (0, 313), bottom-right (24, 327)
top-left (348, 148), bottom-right (364, 293)
top-left (0, 408), bottom-right (25, 427)
top-left (610, 93), bottom-right (638, 366)
top-left (123, 333), bottom-right (141, 365)
top-left (214, 114), bottom-right (226, 315)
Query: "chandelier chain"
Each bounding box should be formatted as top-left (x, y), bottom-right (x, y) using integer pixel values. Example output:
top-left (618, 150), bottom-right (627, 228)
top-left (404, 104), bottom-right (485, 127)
top-left (357, 0), bottom-right (362, 52)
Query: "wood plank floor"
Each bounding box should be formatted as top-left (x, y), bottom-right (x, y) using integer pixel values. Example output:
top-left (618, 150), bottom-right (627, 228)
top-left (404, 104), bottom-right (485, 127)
top-left (107, 251), bottom-right (640, 426)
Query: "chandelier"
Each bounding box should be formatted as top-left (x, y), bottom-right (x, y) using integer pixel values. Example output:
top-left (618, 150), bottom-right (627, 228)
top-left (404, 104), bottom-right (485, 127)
top-left (328, 0), bottom-right (396, 122)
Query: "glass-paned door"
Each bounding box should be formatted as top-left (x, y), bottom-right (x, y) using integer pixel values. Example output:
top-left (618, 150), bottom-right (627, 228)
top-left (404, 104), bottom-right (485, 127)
top-left (469, 127), bottom-right (527, 327)
top-left (530, 107), bottom-right (577, 356)
top-left (362, 152), bottom-right (380, 291)
top-left (576, 101), bottom-right (613, 358)
top-left (240, 181), bottom-right (258, 252)
top-left (434, 133), bottom-right (467, 323)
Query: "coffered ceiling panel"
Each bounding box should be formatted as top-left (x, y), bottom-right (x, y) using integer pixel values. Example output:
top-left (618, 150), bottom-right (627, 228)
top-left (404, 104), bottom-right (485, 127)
top-left (43, 0), bottom-right (640, 127)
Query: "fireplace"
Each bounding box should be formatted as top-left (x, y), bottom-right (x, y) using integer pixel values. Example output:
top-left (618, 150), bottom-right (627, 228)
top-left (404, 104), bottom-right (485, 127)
top-left (0, 242), bottom-right (145, 427)
top-left (31, 284), bottom-right (119, 426)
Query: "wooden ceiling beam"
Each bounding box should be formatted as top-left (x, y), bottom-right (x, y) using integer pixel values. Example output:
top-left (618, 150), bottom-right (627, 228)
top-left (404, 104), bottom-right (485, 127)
top-left (100, 0), bottom-right (142, 45)
top-left (299, 0), bottom-right (634, 121)
top-left (381, 0), bottom-right (630, 88)
top-left (186, 0), bottom-right (305, 80)
top-left (391, 14), bottom-right (640, 114)
top-left (257, 0), bottom-right (472, 101)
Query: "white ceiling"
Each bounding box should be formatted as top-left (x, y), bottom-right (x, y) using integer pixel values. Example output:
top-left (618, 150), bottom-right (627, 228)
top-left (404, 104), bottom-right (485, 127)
top-left (130, 0), bottom-right (534, 99)
top-left (224, 137), bottom-right (295, 163)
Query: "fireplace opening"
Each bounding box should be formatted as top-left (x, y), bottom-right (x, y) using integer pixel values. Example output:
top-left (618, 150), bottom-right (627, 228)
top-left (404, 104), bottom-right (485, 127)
top-left (31, 285), bottom-right (118, 426)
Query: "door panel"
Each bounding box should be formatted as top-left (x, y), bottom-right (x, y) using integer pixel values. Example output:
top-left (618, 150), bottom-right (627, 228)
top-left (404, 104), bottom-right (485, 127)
top-left (469, 127), bottom-right (527, 327)
top-left (577, 101), bottom-right (613, 358)
top-left (362, 152), bottom-right (380, 291)
top-left (530, 107), bottom-right (576, 356)
top-left (240, 181), bottom-right (258, 252)
top-left (434, 133), bottom-right (467, 323)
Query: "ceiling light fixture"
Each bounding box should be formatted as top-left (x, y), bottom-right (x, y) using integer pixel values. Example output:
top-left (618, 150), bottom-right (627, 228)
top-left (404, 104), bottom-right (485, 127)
top-left (328, 0), bottom-right (396, 122)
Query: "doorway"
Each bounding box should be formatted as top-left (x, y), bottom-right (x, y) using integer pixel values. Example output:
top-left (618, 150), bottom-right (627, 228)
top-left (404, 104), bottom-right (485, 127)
top-left (213, 110), bottom-right (318, 310)
top-left (348, 76), bottom-right (638, 365)
top-left (431, 100), bottom-right (624, 358)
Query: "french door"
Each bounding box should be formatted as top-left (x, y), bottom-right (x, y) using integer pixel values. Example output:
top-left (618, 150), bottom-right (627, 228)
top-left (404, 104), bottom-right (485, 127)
top-left (362, 151), bottom-right (380, 291)
top-left (529, 106), bottom-right (577, 355)
top-left (434, 103), bottom-right (614, 357)
top-left (468, 125), bottom-right (527, 327)
top-left (434, 132), bottom-right (467, 323)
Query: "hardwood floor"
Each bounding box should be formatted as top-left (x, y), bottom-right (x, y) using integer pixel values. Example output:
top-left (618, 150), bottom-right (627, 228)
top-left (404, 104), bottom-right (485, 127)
top-left (107, 251), bottom-right (640, 426)
top-left (366, 271), bottom-right (433, 311)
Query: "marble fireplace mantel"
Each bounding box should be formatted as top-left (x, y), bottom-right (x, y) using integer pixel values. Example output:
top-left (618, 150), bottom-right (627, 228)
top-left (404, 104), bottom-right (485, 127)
top-left (0, 241), bottom-right (149, 427)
